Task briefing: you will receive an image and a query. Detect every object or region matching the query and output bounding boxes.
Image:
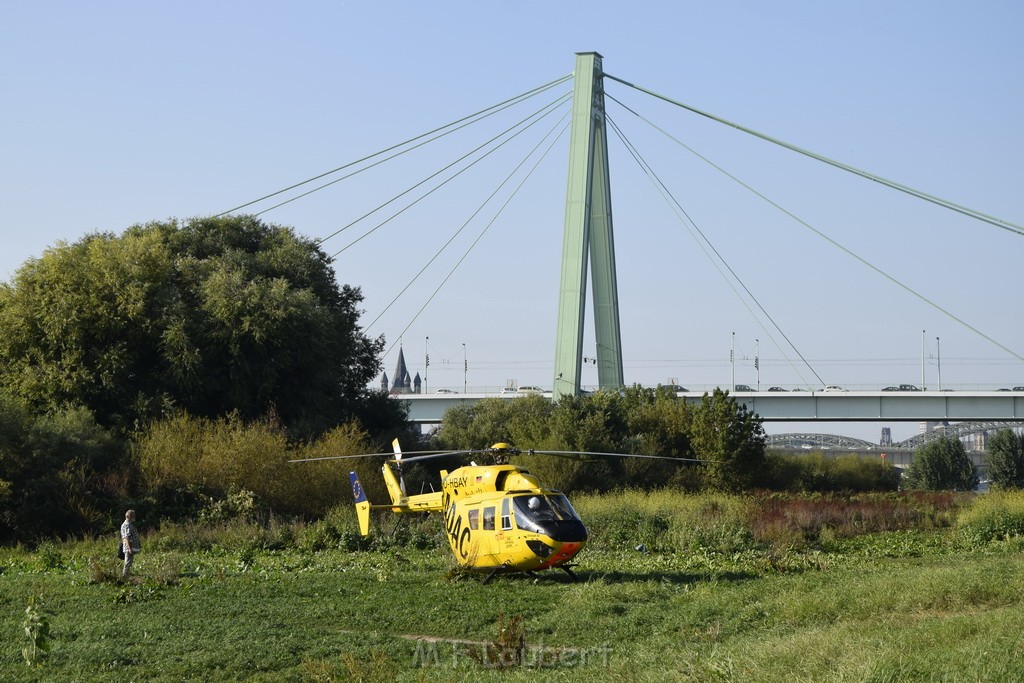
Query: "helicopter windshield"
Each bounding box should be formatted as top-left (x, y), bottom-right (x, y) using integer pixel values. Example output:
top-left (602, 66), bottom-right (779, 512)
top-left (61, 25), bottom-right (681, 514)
top-left (512, 494), bottom-right (580, 532)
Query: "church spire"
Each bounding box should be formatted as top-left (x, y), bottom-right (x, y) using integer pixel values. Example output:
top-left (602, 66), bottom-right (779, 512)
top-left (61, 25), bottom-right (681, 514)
top-left (390, 347), bottom-right (411, 394)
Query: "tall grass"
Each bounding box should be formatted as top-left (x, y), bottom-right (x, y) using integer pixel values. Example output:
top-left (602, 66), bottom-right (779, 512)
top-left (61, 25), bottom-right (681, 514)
top-left (958, 490), bottom-right (1024, 544)
top-left (572, 489), bottom-right (964, 553)
top-left (749, 491), bottom-right (961, 547)
top-left (574, 490), bottom-right (753, 553)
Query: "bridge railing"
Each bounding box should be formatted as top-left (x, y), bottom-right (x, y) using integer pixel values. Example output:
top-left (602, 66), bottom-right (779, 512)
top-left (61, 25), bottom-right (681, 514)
top-left (398, 385), bottom-right (1024, 396)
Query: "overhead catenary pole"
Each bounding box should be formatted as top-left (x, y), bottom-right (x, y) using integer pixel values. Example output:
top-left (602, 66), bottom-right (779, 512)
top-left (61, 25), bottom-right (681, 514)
top-left (553, 52), bottom-right (623, 399)
top-left (936, 336), bottom-right (942, 391)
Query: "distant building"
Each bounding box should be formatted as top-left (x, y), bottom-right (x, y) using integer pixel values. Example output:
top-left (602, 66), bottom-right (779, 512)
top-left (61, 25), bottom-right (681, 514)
top-left (966, 431), bottom-right (987, 452)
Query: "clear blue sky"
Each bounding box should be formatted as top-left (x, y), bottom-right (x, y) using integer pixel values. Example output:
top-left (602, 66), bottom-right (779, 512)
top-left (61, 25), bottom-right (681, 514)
top-left (3, 1), bottom-right (1022, 442)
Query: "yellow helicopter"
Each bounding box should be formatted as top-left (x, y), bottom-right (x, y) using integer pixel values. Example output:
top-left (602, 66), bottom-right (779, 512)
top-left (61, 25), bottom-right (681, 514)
top-left (296, 439), bottom-right (697, 582)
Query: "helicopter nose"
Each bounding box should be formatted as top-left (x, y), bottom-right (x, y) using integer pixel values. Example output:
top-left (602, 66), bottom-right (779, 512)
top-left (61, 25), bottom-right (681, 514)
top-left (552, 542), bottom-right (581, 563)
top-left (528, 539), bottom-right (583, 559)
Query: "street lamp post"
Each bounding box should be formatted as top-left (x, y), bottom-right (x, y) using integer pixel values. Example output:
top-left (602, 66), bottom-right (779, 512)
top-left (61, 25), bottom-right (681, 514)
top-left (936, 336), bottom-right (941, 391)
top-left (462, 343), bottom-right (467, 393)
top-left (731, 332), bottom-right (735, 391)
top-left (755, 338), bottom-right (760, 391)
top-left (921, 329), bottom-right (926, 391)
top-left (424, 336), bottom-right (429, 393)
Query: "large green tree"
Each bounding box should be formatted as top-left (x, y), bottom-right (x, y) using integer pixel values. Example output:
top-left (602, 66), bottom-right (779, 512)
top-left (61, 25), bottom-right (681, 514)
top-left (435, 387), bottom-right (755, 492)
top-left (0, 215), bottom-right (402, 435)
top-left (689, 388), bottom-right (767, 492)
top-left (904, 436), bottom-right (979, 491)
top-left (987, 429), bottom-right (1024, 490)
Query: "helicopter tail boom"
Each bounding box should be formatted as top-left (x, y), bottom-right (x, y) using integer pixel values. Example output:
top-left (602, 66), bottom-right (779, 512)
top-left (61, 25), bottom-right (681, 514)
top-left (382, 461), bottom-right (443, 512)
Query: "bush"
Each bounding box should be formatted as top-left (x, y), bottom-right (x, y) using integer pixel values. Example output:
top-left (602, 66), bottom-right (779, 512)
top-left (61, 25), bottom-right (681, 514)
top-left (198, 488), bottom-right (261, 524)
top-left (135, 413), bottom-right (370, 519)
top-left (0, 392), bottom-right (124, 542)
top-left (764, 452), bottom-right (900, 493)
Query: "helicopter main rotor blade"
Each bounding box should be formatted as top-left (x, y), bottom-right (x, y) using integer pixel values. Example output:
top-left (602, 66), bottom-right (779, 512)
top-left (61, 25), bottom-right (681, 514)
top-left (291, 446), bottom-right (719, 465)
top-left (288, 449), bottom-right (459, 464)
top-left (525, 450), bottom-right (718, 463)
top-left (394, 450), bottom-right (481, 464)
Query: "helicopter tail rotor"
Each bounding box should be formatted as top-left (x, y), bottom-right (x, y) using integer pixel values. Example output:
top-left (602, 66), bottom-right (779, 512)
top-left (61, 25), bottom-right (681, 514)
top-left (379, 438), bottom-right (410, 506)
top-left (392, 438), bottom-right (408, 496)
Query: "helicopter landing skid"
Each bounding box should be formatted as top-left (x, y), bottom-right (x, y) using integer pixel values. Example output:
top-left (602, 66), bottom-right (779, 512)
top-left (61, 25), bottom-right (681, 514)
top-left (483, 564), bottom-right (511, 585)
top-left (560, 565), bottom-right (579, 582)
top-left (482, 563), bottom-right (580, 584)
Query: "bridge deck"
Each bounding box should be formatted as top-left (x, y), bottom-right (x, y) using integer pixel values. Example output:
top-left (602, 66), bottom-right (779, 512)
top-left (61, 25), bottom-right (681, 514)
top-left (396, 390), bottom-right (1024, 424)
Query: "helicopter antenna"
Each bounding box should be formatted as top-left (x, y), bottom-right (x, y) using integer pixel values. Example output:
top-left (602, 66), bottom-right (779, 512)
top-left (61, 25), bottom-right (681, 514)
top-left (392, 438), bottom-right (408, 496)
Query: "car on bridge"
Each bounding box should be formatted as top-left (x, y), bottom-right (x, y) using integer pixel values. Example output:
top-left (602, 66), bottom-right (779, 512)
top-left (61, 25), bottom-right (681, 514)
top-left (435, 388), bottom-right (458, 394)
top-left (733, 384), bottom-right (753, 392)
top-left (820, 385), bottom-right (844, 392)
top-left (767, 386), bottom-right (787, 392)
top-left (882, 384), bottom-right (920, 391)
top-left (518, 386), bottom-right (544, 395)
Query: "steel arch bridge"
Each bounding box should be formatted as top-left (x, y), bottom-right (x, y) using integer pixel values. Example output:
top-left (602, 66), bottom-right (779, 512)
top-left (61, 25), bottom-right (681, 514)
top-left (766, 433), bottom-right (878, 451)
top-left (767, 421), bottom-right (1024, 451)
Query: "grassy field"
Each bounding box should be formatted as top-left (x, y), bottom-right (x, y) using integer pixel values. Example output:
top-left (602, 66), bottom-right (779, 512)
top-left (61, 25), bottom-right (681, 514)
top-left (2, 492), bottom-right (1024, 682)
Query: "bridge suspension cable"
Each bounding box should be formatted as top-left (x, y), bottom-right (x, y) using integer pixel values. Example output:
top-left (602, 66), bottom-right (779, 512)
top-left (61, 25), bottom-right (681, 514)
top-left (365, 108), bottom-right (571, 332)
top-left (605, 92), bottom-right (1024, 366)
top-left (323, 91), bottom-right (571, 256)
top-left (604, 73), bottom-right (1024, 239)
top-left (605, 114), bottom-right (825, 388)
top-left (378, 119), bottom-right (570, 356)
top-left (214, 74), bottom-right (572, 218)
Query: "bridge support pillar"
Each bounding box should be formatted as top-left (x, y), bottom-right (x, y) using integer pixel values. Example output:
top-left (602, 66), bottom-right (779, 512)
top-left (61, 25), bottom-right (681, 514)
top-left (553, 52), bottom-right (624, 399)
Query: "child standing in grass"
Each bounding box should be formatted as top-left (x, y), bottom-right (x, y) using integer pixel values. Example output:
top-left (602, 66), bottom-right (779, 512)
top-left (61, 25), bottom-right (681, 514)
top-left (120, 510), bottom-right (141, 579)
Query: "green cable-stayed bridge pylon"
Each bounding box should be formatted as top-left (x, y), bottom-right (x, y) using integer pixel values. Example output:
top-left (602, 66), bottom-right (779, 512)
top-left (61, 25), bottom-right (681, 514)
top-left (554, 52), bottom-right (624, 399)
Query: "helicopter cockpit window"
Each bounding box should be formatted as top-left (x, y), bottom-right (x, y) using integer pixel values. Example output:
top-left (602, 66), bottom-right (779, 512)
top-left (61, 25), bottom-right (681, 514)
top-left (548, 494), bottom-right (580, 521)
top-left (512, 494), bottom-right (581, 533)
